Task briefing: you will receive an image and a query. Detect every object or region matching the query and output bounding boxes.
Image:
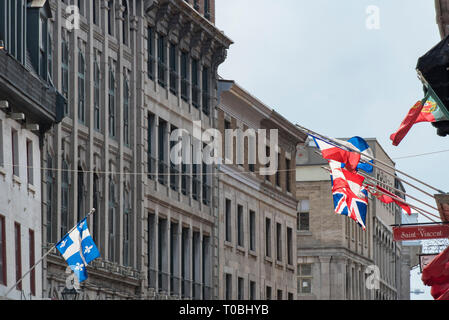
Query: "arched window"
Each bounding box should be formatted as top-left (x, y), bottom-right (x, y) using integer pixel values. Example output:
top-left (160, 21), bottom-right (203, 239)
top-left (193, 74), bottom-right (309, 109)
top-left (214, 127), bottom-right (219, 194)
top-left (61, 160), bottom-right (70, 237)
top-left (123, 78), bottom-right (130, 146)
top-left (108, 177), bottom-right (116, 262)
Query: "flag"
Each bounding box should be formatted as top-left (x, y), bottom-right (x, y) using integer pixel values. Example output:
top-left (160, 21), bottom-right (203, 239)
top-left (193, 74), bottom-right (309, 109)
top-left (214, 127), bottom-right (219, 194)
top-left (367, 185), bottom-right (412, 215)
top-left (340, 136), bottom-right (374, 173)
top-left (329, 161), bottom-right (368, 230)
top-left (390, 85), bottom-right (449, 146)
top-left (422, 245), bottom-right (449, 286)
top-left (313, 136), bottom-right (361, 172)
top-left (56, 217), bottom-right (100, 282)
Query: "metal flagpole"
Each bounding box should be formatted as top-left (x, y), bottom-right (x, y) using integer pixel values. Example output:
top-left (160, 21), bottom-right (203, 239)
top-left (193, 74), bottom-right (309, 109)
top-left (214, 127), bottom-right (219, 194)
top-left (297, 123), bottom-right (446, 194)
top-left (320, 166), bottom-right (440, 221)
top-left (4, 208), bottom-right (96, 299)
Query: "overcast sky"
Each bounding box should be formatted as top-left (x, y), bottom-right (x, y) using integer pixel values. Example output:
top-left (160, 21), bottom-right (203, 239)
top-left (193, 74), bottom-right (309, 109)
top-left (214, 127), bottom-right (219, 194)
top-left (215, 0), bottom-right (445, 300)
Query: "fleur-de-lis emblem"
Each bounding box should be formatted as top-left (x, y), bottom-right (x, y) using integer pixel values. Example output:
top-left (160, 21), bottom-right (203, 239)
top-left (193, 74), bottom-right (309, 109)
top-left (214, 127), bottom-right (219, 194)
top-left (74, 262), bottom-right (84, 271)
top-left (84, 245), bottom-right (93, 254)
top-left (60, 239), bottom-right (68, 248)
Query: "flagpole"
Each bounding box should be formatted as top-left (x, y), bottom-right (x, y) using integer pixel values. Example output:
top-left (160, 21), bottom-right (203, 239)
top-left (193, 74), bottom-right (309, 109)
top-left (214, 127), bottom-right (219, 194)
top-left (297, 123), bottom-right (446, 194)
top-left (320, 166), bottom-right (440, 221)
top-left (314, 150), bottom-right (439, 210)
top-left (3, 208), bottom-right (96, 299)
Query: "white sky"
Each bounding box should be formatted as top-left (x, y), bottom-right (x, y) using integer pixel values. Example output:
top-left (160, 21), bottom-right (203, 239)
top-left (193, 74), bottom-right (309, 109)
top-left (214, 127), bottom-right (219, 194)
top-left (215, 0), bottom-right (446, 300)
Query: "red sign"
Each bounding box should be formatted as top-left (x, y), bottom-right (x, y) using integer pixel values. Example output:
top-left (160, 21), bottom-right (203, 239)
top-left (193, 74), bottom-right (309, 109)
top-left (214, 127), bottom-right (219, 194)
top-left (393, 224), bottom-right (449, 241)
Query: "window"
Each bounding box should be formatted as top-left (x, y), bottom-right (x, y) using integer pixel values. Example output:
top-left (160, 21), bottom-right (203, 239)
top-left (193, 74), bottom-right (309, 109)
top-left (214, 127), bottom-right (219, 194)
top-left (275, 153), bottom-right (281, 187)
top-left (249, 281), bottom-right (256, 300)
top-left (61, 38), bottom-right (69, 114)
top-left (94, 58), bottom-right (101, 131)
top-left (93, 1), bottom-right (99, 25)
top-left (61, 160), bottom-right (70, 237)
top-left (181, 52), bottom-right (189, 101)
top-left (169, 43), bottom-right (178, 95)
top-left (158, 119), bottom-right (167, 185)
top-left (170, 126), bottom-right (179, 192)
top-left (148, 113), bottom-right (155, 180)
top-left (286, 158), bottom-right (291, 193)
top-left (11, 129), bottom-right (19, 177)
top-left (93, 173), bottom-right (100, 241)
top-left (15, 222), bottom-right (21, 291)
top-left (191, 59), bottom-right (200, 108)
top-left (202, 152), bottom-right (211, 206)
top-left (78, 50), bottom-right (85, 124)
top-left (108, 65), bottom-right (116, 138)
top-left (123, 79), bottom-right (130, 146)
top-left (288, 292), bottom-right (294, 300)
top-left (225, 274), bottom-right (232, 300)
top-left (39, 14), bottom-right (47, 79)
top-left (107, 0), bottom-right (114, 36)
top-left (265, 146), bottom-right (270, 182)
top-left (0, 120), bottom-right (3, 167)
top-left (202, 67), bottom-right (210, 115)
top-left (249, 210), bottom-right (256, 251)
top-left (204, 0), bottom-right (211, 20)
top-left (109, 178), bottom-right (116, 262)
top-left (29, 229), bottom-right (35, 296)
top-left (77, 167), bottom-right (85, 221)
top-left (237, 205), bottom-right (244, 247)
top-left (265, 218), bottom-right (271, 258)
top-left (238, 277), bottom-right (244, 300)
top-left (276, 223), bottom-right (282, 262)
top-left (123, 189), bottom-right (131, 266)
top-left (287, 227), bottom-right (293, 265)
top-left (225, 199), bottom-right (231, 242)
top-left (157, 34), bottom-right (167, 87)
top-left (277, 289), bottom-right (283, 300)
top-left (26, 139), bottom-right (33, 185)
top-left (297, 264), bottom-right (313, 294)
top-left (298, 200), bottom-right (310, 231)
top-left (266, 286), bottom-right (272, 300)
top-left (0, 215), bottom-right (6, 286)
top-left (46, 155), bottom-right (54, 243)
top-left (122, 0), bottom-right (129, 45)
top-left (47, 22), bottom-right (53, 82)
top-left (148, 27), bottom-right (155, 80)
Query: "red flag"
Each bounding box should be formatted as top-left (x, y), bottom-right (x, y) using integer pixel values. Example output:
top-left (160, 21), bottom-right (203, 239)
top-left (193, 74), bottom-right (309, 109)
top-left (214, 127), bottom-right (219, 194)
top-left (313, 138), bottom-right (360, 172)
top-left (390, 100), bottom-right (425, 146)
top-left (422, 246), bottom-right (449, 286)
top-left (369, 185), bottom-right (411, 215)
top-left (431, 282), bottom-right (449, 300)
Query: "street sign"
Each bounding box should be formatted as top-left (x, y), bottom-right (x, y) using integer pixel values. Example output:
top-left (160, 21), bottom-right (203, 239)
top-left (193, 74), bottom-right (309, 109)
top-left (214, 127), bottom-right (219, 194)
top-left (393, 224), bottom-right (449, 241)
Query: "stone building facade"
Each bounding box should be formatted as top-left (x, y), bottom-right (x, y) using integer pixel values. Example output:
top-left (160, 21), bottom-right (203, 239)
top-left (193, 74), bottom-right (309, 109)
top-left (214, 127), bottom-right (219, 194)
top-left (217, 80), bottom-right (307, 300)
top-left (41, 0), bottom-right (232, 300)
top-left (296, 138), bottom-right (415, 300)
top-left (0, 1), bottom-right (63, 300)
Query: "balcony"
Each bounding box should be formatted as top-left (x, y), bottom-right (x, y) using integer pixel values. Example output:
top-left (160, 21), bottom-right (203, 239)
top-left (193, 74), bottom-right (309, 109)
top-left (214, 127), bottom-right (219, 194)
top-left (0, 50), bottom-right (64, 128)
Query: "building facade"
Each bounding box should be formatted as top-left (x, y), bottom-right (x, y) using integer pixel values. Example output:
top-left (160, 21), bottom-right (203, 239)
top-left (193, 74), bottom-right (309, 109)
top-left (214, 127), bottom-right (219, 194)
top-left (0, 1), bottom-right (63, 300)
top-left (217, 80), bottom-right (307, 300)
top-left (41, 0), bottom-right (232, 300)
top-left (296, 138), bottom-right (416, 300)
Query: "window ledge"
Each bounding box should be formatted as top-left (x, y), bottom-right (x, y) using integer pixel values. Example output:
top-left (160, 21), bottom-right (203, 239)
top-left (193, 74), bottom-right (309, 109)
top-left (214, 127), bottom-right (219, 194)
top-left (236, 245), bottom-right (246, 255)
top-left (224, 241), bottom-right (233, 250)
top-left (249, 250), bottom-right (257, 258)
top-left (275, 260), bottom-right (284, 269)
top-left (286, 264), bottom-right (295, 272)
top-left (27, 183), bottom-right (36, 195)
top-left (297, 230), bottom-right (312, 236)
top-left (0, 167), bottom-right (6, 177)
top-left (264, 256), bottom-right (273, 264)
top-left (12, 174), bottom-right (21, 186)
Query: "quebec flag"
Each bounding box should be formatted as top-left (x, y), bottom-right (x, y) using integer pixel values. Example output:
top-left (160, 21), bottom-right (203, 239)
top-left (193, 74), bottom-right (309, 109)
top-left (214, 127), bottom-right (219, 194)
top-left (56, 217), bottom-right (100, 282)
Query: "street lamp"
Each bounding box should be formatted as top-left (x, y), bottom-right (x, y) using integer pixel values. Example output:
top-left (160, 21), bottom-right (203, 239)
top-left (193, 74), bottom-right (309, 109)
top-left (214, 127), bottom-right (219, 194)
top-left (61, 287), bottom-right (79, 300)
top-left (0, 40), bottom-right (4, 50)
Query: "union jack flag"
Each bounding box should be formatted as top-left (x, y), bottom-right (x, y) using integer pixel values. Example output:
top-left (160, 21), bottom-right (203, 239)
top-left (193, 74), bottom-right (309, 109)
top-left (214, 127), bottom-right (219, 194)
top-left (329, 161), bottom-right (368, 230)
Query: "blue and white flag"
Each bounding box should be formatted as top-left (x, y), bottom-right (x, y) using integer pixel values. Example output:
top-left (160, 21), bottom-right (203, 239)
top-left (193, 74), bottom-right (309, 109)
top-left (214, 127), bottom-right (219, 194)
top-left (56, 217), bottom-right (100, 282)
top-left (340, 136), bottom-right (374, 173)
